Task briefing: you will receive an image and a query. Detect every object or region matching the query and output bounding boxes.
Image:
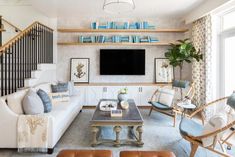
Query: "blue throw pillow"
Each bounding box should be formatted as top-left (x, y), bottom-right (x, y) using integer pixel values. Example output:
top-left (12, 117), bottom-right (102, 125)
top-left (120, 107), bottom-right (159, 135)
top-left (37, 89), bottom-right (52, 113)
top-left (51, 83), bottom-right (68, 93)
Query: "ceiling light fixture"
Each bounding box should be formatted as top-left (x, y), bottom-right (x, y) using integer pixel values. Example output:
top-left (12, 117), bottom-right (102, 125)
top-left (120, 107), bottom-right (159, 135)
top-left (103, 0), bottom-right (135, 14)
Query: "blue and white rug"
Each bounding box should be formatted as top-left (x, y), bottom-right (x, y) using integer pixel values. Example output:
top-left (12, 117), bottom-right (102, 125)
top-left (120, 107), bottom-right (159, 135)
top-left (0, 109), bottom-right (234, 157)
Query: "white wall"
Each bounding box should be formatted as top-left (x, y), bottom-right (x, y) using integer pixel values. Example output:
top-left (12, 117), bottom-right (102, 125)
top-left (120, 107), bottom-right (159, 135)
top-left (0, 5), bottom-right (58, 85)
top-left (57, 17), bottom-right (192, 83)
top-left (0, 5), bottom-right (58, 63)
top-left (184, 0), bottom-right (231, 23)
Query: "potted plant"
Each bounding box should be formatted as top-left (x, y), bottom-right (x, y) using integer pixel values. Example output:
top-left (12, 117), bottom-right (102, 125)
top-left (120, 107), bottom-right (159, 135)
top-left (165, 39), bottom-right (203, 80)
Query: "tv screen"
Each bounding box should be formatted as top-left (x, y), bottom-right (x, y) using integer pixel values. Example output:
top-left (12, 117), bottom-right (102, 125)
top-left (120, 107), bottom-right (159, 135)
top-left (100, 49), bottom-right (145, 75)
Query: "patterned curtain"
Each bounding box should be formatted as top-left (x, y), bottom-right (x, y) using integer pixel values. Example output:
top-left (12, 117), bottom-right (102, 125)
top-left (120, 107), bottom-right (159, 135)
top-left (192, 15), bottom-right (212, 110)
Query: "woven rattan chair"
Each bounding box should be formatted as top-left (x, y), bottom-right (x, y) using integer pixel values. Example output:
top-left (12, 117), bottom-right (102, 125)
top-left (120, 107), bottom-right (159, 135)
top-left (179, 93), bottom-right (235, 157)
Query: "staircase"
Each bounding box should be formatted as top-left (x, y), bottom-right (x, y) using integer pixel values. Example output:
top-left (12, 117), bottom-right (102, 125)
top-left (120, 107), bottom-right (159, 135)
top-left (0, 16), bottom-right (54, 96)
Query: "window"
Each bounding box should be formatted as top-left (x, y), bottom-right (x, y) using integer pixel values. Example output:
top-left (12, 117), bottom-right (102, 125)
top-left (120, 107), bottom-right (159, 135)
top-left (214, 8), bottom-right (235, 98)
top-left (223, 35), bottom-right (235, 96)
top-left (222, 10), bottom-right (235, 30)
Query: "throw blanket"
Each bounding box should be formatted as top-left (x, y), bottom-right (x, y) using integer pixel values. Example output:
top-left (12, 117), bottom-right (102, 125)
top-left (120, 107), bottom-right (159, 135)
top-left (17, 115), bottom-right (50, 152)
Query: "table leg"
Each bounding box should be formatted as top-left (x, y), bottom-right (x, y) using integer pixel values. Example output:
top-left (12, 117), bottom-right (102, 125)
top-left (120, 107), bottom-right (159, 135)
top-left (136, 126), bottom-right (144, 147)
top-left (128, 126), bottom-right (135, 139)
top-left (91, 126), bottom-right (99, 147)
top-left (114, 126), bottom-right (122, 147)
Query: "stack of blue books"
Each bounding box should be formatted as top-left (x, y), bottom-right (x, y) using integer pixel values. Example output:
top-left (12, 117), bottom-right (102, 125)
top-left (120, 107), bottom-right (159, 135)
top-left (112, 36), bottom-right (120, 43)
top-left (124, 22), bottom-right (129, 29)
top-left (129, 23), bottom-right (137, 29)
top-left (140, 36), bottom-right (150, 43)
top-left (150, 37), bottom-right (159, 43)
top-left (91, 21), bottom-right (156, 30)
top-left (91, 22), bottom-right (99, 29)
top-left (98, 25), bottom-right (107, 29)
top-left (121, 36), bottom-right (131, 42)
top-left (79, 36), bottom-right (96, 43)
top-left (132, 36), bottom-right (140, 43)
top-left (104, 36), bottom-right (112, 43)
top-left (96, 35), bottom-right (105, 43)
top-left (79, 35), bottom-right (159, 43)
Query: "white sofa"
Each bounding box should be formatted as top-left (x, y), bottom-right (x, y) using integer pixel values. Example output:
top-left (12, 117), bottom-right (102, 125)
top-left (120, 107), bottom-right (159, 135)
top-left (0, 83), bottom-right (83, 153)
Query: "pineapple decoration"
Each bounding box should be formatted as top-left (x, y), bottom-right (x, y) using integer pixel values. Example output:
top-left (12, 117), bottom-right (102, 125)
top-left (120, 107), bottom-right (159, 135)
top-left (74, 63), bottom-right (86, 78)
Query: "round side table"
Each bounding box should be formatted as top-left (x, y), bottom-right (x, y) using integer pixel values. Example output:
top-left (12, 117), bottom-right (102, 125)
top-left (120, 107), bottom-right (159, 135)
top-left (176, 102), bottom-right (196, 118)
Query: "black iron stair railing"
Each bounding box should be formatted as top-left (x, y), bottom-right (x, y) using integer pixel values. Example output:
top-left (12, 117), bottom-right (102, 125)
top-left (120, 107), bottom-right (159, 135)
top-left (0, 20), bottom-right (53, 96)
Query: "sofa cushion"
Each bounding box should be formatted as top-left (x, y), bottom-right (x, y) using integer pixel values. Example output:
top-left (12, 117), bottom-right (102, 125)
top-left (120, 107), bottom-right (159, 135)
top-left (49, 96), bottom-right (80, 131)
top-left (22, 89), bottom-right (44, 115)
top-left (51, 83), bottom-right (68, 93)
top-left (149, 101), bottom-right (172, 110)
top-left (67, 81), bottom-right (76, 96)
top-left (37, 89), bottom-right (52, 113)
top-left (7, 89), bottom-right (28, 114)
top-left (57, 150), bottom-right (112, 157)
top-left (120, 151), bottom-right (176, 157)
top-left (49, 92), bottom-right (70, 103)
top-left (179, 118), bottom-right (204, 137)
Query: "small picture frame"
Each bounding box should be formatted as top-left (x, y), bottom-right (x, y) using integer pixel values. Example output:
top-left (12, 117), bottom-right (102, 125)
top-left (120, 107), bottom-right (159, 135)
top-left (70, 58), bottom-right (90, 83)
top-left (155, 58), bottom-right (174, 83)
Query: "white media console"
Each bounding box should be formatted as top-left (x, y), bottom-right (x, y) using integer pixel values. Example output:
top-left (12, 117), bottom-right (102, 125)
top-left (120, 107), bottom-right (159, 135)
top-left (75, 83), bottom-right (170, 106)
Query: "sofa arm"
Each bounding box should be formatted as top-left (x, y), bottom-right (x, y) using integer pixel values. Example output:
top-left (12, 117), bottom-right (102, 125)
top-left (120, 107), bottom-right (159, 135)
top-left (0, 98), bottom-right (18, 148)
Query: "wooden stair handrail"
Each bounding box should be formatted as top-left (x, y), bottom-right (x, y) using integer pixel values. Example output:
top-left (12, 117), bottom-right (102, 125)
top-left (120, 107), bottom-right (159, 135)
top-left (2, 18), bottom-right (22, 32)
top-left (0, 21), bottom-right (53, 54)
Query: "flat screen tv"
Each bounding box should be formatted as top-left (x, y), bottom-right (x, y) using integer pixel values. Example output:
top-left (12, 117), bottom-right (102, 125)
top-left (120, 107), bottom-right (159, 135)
top-left (100, 49), bottom-right (145, 75)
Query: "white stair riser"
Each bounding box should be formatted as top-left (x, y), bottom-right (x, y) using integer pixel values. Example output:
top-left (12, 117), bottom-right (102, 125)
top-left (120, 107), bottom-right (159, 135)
top-left (38, 64), bottom-right (56, 70)
top-left (24, 64), bottom-right (56, 87)
top-left (24, 79), bottom-right (37, 87)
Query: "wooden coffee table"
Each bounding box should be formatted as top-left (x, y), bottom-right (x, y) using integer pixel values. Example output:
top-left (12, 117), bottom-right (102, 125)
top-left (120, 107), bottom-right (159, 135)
top-left (90, 99), bottom-right (144, 147)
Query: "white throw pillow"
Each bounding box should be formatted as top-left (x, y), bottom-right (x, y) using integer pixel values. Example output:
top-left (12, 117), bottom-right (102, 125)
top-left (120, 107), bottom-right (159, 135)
top-left (7, 89), bottom-right (28, 114)
top-left (49, 91), bottom-right (70, 103)
top-left (202, 114), bottom-right (227, 147)
top-left (68, 81), bottom-right (76, 96)
top-left (22, 89), bottom-right (44, 115)
top-left (157, 88), bottom-right (175, 107)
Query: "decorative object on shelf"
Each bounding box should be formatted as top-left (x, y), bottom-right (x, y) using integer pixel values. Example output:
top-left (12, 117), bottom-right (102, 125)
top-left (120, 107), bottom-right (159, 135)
top-left (165, 38), bottom-right (203, 79)
top-left (103, 0), bottom-right (135, 14)
top-left (117, 87), bottom-right (128, 102)
top-left (120, 100), bottom-right (129, 110)
top-left (99, 100), bottom-right (118, 111)
top-left (70, 58), bottom-right (90, 83)
top-left (155, 58), bottom-right (174, 83)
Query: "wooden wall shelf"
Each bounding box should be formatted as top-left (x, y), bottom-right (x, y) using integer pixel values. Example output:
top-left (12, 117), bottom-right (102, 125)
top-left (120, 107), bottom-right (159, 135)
top-left (58, 28), bottom-right (188, 33)
top-left (57, 42), bottom-right (174, 46)
top-left (0, 29), bottom-right (6, 32)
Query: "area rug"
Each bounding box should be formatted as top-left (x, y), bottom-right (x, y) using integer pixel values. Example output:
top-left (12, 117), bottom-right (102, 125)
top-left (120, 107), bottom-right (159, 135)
top-left (0, 109), bottom-right (234, 157)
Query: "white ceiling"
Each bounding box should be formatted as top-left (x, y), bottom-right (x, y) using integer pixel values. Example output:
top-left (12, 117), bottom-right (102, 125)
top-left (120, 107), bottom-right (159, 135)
top-left (1, 0), bottom-right (206, 18)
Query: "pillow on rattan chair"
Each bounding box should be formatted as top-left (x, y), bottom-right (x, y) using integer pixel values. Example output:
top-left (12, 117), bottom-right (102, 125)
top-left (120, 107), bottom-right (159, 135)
top-left (154, 88), bottom-right (175, 107)
top-left (202, 114), bottom-right (227, 147)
